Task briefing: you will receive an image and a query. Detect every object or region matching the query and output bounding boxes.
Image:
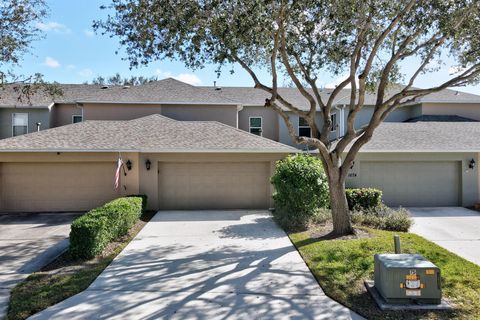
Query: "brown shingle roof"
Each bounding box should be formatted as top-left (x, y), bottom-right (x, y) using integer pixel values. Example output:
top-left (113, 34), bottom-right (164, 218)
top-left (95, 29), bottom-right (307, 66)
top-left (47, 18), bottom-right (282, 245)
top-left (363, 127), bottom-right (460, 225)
top-left (1, 78), bottom-right (479, 109)
top-left (0, 114), bottom-right (297, 153)
top-left (0, 78), bottom-right (240, 108)
top-left (346, 122), bottom-right (480, 152)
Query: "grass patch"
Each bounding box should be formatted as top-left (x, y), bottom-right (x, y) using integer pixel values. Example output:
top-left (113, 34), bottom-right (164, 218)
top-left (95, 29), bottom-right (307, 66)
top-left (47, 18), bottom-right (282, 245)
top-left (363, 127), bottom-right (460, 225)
top-left (6, 210), bottom-right (156, 320)
top-left (289, 228), bottom-right (480, 320)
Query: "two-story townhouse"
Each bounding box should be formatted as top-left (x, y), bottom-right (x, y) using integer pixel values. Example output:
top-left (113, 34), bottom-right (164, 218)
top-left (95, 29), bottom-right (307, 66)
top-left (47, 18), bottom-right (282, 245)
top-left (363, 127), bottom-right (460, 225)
top-left (2, 78), bottom-right (480, 211)
top-left (1, 78), bottom-right (480, 144)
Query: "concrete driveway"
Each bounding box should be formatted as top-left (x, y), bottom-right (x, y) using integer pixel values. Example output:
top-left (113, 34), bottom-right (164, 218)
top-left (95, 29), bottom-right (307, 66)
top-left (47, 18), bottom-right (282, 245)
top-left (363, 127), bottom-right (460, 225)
top-left (409, 207), bottom-right (480, 265)
top-left (0, 212), bottom-right (80, 317)
top-left (32, 211), bottom-right (362, 320)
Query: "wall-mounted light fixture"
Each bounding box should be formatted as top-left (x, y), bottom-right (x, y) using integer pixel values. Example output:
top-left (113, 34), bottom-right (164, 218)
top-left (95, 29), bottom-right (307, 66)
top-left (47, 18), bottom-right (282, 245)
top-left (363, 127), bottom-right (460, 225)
top-left (145, 159), bottom-right (151, 171)
top-left (126, 160), bottom-right (132, 171)
top-left (469, 158), bottom-right (476, 170)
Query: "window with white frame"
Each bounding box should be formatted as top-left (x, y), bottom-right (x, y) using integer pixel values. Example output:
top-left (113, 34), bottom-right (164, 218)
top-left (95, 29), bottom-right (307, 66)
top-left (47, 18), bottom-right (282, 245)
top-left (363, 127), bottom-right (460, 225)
top-left (330, 113), bottom-right (337, 132)
top-left (72, 115), bottom-right (83, 123)
top-left (249, 117), bottom-right (262, 136)
top-left (12, 113), bottom-right (28, 137)
top-left (298, 117), bottom-right (311, 137)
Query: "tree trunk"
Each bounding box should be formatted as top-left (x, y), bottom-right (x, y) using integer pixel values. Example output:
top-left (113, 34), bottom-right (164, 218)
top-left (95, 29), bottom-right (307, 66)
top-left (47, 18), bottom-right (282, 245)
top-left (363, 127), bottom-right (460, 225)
top-left (328, 174), bottom-right (354, 236)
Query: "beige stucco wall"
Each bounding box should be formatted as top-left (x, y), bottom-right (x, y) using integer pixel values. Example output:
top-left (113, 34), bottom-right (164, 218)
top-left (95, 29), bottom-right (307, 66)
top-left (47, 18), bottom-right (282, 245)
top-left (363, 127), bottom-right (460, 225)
top-left (83, 103), bottom-right (163, 121)
top-left (50, 104), bottom-right (82, 128)
top-left (346, 152), bottom-right (479, 206)
top-left (51, 103), bottom-right (239, 128)
top-left (238, 106), bottom-right (279, 141)
top-left (421, 103), bottom-right (480, 120)
top-left (161, 104), bottom-right (238, 127)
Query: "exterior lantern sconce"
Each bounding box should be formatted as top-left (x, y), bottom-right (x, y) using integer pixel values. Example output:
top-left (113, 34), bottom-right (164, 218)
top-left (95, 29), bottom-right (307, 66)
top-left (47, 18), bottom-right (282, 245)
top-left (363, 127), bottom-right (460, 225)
top-left (469, 158), bottom-right (476, 170)
top-left (126, 160), bottom-right (132, 171)
top-left (145, 159), bottom-right (151, 171)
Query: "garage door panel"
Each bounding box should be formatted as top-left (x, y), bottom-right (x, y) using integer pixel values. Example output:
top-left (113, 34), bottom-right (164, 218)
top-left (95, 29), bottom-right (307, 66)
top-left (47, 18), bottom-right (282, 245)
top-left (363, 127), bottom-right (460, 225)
top-left (158, 162), bottom-right (269, 210)
top-left (359, 161), bottom-right (460, 207)
top-left (1, 162), bottom-right (119, 212)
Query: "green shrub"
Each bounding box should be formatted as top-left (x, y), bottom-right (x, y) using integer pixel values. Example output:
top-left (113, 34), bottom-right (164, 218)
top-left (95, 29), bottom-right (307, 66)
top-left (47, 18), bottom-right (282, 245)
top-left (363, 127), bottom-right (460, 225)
top-left (127, 194), bottom-right (148, 211)
top-left (345, 188), bottom-right (382, 210)
top-left (70, 196), bottom-right (145, 259)
top-left (312, 208), bottom-right (332, 225)
top-left (351, 205), bottom-right (412, 232)
top-left (271, 154), bottom-right (329, 231)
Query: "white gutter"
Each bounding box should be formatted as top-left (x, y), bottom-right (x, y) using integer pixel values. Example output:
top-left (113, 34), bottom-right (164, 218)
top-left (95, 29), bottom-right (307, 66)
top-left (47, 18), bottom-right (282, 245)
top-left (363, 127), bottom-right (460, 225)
top-left (74, 100), bottom-right (240, 106)
top-left (0, 148), bottom-right (298, 153)
top-left (342, 149), bottom-right (480, 153)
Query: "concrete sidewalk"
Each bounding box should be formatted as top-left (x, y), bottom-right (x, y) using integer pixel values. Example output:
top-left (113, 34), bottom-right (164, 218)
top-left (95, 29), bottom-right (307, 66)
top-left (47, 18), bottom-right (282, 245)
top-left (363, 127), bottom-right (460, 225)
top-left (0, 212), bottom-right (80, 318)
top-left (31, 210), bottom-right (363, 319)
top-left (409, 207), bottom-right (480, 265)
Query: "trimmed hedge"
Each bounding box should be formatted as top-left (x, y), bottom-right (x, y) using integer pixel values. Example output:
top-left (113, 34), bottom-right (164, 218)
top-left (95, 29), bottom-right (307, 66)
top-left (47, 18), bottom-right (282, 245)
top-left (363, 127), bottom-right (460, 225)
top-left (271, 154), bottom-right (329, 231)
top-left (345, 188), bottom-right (382, 210)
top-left (70, 196), bottom-right (146, 259)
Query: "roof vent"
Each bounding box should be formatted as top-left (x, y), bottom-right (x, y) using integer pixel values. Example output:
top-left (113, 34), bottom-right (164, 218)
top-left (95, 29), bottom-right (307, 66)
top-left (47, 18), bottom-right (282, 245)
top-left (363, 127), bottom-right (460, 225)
top-left (455, 91), bottom-right (460, 95)
top-left (123, 85), bottom-right (130, 89)
top-left (101, 85), bottom-right (109, 89)
top-left (213, 81), bottom-right (222, 91)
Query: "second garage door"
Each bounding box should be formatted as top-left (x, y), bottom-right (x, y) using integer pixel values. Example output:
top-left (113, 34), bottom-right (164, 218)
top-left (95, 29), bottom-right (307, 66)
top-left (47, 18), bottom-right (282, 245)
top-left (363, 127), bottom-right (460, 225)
top-left (1, 162), bottom-right (119, 212)
top-left (359, 161), bottom-right (461, 207)
top-left (158, 162), bottom-right (270, 209)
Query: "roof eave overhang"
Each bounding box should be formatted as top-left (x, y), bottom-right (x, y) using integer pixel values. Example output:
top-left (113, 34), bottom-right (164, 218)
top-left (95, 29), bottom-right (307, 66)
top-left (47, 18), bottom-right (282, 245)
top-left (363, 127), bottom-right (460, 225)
top-left (342, 149), bottom-right (480, 153)
top-left (74, 100), bottom-right (240, 106)
top-left (0, 148), bottom-right (298, 153)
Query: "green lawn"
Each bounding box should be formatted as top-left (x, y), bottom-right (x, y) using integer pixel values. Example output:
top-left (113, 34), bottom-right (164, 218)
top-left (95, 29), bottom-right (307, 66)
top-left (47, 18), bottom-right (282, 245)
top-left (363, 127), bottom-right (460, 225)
top-left (289, 228), bottom-right (480, 320)
top-left (6, 211), bottom-right (155, 320)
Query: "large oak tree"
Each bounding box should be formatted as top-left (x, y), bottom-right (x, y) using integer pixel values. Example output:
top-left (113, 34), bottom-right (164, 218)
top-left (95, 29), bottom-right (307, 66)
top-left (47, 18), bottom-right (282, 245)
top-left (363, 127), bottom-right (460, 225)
top-left (96, 0), bottom-right (480, 235)
top-left (1, 0), bottom-right (59, 101)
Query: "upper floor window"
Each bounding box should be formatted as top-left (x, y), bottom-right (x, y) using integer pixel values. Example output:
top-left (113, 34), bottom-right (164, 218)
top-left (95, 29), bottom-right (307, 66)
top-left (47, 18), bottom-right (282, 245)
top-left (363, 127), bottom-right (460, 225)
top-left (249, 117), bottom-right (262, 136)
top-left (72, 115), bottom-right (83, 123)
top-left (330, 113), bottom-right (337, 132)
top-left (298, 117), bottom-right (311, 137)
top-left (12, 113), bottom-right (28, 137)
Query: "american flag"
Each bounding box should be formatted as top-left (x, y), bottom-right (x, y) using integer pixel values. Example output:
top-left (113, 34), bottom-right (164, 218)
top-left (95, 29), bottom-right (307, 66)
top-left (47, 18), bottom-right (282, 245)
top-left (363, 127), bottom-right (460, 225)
top-left (114, 157), bottom-right (124, 190)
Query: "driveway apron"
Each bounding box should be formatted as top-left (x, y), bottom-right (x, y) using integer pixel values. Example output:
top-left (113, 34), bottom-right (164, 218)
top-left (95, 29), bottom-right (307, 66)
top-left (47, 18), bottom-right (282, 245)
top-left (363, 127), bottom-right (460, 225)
top-left (31, 210), bottom-right (363, 319)
top-left (409, 207), bottom-right (480, 265)
top-left (0, 212), bottom-right (79, 318)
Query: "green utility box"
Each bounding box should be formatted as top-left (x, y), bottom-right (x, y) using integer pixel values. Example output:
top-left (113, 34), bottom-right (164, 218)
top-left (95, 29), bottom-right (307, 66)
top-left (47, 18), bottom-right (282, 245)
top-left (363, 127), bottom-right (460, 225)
top-left (374, 254), bottom-right (441, 304)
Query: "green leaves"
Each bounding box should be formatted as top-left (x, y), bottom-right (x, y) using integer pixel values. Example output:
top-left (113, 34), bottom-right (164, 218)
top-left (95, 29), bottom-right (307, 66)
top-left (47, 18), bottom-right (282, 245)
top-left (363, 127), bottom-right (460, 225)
top-left (270, 154), bottom-right (330, 231)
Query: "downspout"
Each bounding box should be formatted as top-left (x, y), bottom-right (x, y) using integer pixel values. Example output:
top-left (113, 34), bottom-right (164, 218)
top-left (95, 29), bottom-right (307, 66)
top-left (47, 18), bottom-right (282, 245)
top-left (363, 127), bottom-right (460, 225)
top-left (76, 103), bottom-right (84, 121)
top-left (236, 104), bottom-right (244, 128)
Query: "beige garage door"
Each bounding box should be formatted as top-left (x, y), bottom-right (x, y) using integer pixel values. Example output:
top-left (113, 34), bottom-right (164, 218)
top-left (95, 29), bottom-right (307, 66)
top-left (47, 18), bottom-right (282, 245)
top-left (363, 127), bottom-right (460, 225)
top-left (359, 161), bottom-right (461, 207)
top-left (158, 162), bottom-right (270, 209)
top-left (1, 162), bottom-right (119, 212)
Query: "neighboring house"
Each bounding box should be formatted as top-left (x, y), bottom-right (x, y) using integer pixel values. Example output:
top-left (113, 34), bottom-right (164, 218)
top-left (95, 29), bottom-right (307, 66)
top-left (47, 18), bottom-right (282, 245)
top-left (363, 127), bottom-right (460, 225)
top-left (1, 78), bottom-right (480, 147)
top-left (345, 122), bottom-right (480, 207)
top-left (0, 114), bottom-right (295, 212)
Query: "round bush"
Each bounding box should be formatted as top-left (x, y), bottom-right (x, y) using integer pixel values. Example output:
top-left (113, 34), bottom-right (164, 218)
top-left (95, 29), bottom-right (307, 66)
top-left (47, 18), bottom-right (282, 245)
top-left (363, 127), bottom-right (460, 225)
top-left (270, 154), bottom-right (329, 231)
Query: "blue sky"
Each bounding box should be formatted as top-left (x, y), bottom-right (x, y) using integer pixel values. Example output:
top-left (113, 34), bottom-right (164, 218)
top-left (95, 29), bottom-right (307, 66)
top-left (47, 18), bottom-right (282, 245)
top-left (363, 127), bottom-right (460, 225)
top-left (15, 0), bottom-right (480, 95)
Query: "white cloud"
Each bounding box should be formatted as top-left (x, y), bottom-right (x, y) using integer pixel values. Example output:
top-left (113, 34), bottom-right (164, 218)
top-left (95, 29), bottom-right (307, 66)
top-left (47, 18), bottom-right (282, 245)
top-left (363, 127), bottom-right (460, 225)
top-left (83, 29), bottom-right (95, 37)
top-left (155, 69), bottom-right (202, 85)
top-left (173, 73), bottom-right (202, 85)
top-left (66, 64), bottom-right (76, 70)
top-left (43, 56), bottom-right (61, 68)
top-left (155, 69), bottom-right (173, 78)
top-left (78, 68), bottom-right (94, 78)
top-left (36, 22), bottom-right (71, 34)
